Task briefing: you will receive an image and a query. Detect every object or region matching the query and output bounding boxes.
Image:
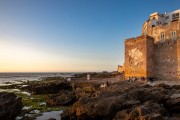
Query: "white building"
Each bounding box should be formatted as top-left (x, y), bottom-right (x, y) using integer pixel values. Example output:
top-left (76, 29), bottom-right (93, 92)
top-left (149, 9), bottom-right (180, 28)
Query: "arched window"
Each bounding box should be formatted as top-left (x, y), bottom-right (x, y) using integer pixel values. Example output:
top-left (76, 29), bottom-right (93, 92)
top-left (171, 31), bottom-right (177, 41)
top-left (171, 31), bottom-right (176, 37)
top-left (160, 33), bottom-right (165, 41)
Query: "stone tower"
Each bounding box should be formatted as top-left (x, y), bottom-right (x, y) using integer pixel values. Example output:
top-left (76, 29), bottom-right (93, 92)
top-left (124, 35), bottom-right (154, 79)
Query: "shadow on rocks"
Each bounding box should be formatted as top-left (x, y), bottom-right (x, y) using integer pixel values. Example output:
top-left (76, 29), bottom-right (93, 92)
top-left (0, 92), bottom-right (23, 120)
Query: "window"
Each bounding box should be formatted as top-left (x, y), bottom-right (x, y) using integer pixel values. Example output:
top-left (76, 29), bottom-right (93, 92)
top-left (172, 13), bottom-right (179, 20)
top-left (160, 33), bottom-right (165, 41)
top-left (165, 16), bottom-right (169, 19)
top-left (171, 31), bottom-right (176, 36)
top-left (152, 25), bottom-right (155, 27)
top-left (171, 31), bottom-right (176, 39)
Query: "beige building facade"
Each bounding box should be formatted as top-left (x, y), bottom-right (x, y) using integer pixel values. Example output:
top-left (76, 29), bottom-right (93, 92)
top-left (125, 9), bottom-right (180, 80)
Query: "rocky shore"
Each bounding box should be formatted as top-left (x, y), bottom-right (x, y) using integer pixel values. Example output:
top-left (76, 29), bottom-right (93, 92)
top-left (0, 92), bottom-right (23, 120)
top-left (61, 81), bottom-right (180, 120)
top-left (0, 72), bottom-right (180, 120)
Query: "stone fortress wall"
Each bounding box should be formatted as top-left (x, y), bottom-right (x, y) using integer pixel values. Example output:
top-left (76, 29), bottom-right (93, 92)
top-left (154, 39), bottom-right (180, 80)
top-left (124, 36), bottom-right (154, 79)
top-left (124, 9), bottom-right (180, 80)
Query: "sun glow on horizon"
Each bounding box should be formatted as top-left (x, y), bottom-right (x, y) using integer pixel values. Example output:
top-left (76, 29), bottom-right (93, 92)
top-left (0, 39), bottom-right (66, 72)
top-left (0, 39), bottom-right (115, 72)
top-left (2, 0), bottom-right (177, 72)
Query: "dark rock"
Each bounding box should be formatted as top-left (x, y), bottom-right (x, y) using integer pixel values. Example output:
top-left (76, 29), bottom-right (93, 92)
top-left (74, 82), bottom-right (100, 91)
top-left (42, 76), bottom-right (64, 81)
top-left (113, 109), bottom-right (131, 120)
top-left (48, 118), bottom-right (56, 120)
top-left (154, 83), bottom-right (172, 89)
top-left (0, 92), bottom-right (23, 120)
top-left (61, 80), bottom-right (180, 120)
top-left (171, 85), bottom-right (180, 90)
top-left (128, 86), bottom-right (171, 103)
top-left (27, 81), bottom-right (72, 94)
top-left (46, 90), bottom-right (76, 106)
top-left (166, 94), bottom-right (180, 112)
top-left (62, 97), bottom-right (117, 120)
top-left (73, 72), bottom-right (116, 80)
top-left (113, 103), bottom-right (164, 120)
top-left (61, 94), bottom-right (141, 120)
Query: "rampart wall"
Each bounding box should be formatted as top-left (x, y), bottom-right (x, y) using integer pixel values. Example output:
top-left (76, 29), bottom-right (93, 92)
top-left (124, 35), bottom-right (154, 79)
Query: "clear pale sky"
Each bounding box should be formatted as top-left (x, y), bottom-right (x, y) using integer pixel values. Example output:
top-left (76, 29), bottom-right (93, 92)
top-left (0, 0), bottom-right (179, 72)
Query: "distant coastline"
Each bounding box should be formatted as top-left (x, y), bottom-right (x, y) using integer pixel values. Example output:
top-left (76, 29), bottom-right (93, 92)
top-left (0, 72), bottom-right (74, 84)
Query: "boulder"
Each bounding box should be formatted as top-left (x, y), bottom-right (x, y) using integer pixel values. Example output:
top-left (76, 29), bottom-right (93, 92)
top-left (62, 96), bottom-right (121, 120)
top-left (171, 85), bottom-right (180, 90)
top-left (61, 95), bottom-right (142, 120)
top-left (113, 103), bottom-right (164, 120)
top-left (0, 92), bottom-right (23, 120)
top-left (154, 83), bottom-right (172, 90)
top-left (73, 82), bottom-right (101, 100)
top-left (46, 90), bottom-right (76, 106)
top-left (166, 94), bottom-right (180, 112)
top-left (26, 81), bottom-right (72, 94)
top-left (61, 81), bottom-right (180, 120)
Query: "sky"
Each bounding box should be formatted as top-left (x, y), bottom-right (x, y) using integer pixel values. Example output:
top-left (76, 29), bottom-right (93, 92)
top-left (0, 0), bottom-right (180, 72)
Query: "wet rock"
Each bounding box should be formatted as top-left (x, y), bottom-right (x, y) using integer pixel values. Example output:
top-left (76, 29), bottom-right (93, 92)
top-left (61, 81), bottom-right (180, 120)
top-left (61, 95), bottom-right (141, 120)
top-left (62, 97), bottom-right (119, 120)
top-left (113, 103), bottom-right (164, 120)
top-left (27, 81), bottom-right (72, 94)
top-left (0, 92), bottom-right (23, 120)
top-left (46, 90), bottom-right (76, 106)
top-left (30, 109), bottom-right (40, 114)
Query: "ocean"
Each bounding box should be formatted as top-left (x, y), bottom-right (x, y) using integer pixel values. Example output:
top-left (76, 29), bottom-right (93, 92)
top-left (0, 72), bottom-right (74, 84)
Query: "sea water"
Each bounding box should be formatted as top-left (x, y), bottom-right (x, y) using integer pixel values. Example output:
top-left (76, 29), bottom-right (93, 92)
top-left (0, 72), bottom-right (74, 84)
